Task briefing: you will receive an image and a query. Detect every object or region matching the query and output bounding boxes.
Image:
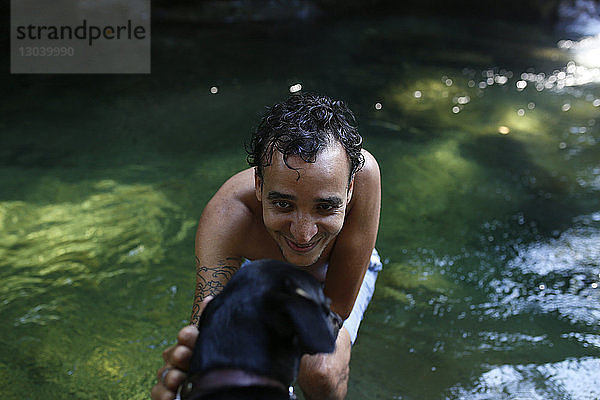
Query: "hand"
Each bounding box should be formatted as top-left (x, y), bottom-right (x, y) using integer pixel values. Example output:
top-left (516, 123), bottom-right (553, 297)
top-left (151, 297), bottom-right (212, 400)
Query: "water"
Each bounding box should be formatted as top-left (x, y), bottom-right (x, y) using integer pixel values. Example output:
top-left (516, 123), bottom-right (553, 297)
top-left (1, 15), bottom-right (599, 400)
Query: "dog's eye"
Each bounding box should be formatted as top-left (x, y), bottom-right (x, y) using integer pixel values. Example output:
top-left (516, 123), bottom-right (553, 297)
top-left (294, 287), bottom-right (311, 299)
top-left (321, 300), bottom-right (333, 315)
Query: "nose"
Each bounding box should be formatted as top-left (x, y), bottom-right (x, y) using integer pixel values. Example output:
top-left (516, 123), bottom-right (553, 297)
top-left (289, 212), bottom-right (318, 243)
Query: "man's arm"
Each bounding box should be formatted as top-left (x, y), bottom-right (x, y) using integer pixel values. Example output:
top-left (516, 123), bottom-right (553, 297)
top-left (325, 150), bottom-right (381, 319)
top-left (190, 171), bottom-right (254, 325)
top-left (191, 257), bottom-right (242, 325)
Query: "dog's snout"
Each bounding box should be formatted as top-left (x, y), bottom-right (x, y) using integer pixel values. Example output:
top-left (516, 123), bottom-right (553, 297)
top-left (328, 310), bottom-right (343, 340)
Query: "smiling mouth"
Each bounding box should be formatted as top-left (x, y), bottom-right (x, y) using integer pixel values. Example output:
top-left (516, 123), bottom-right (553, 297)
top-left (285, 238), bottom-right (318, 253)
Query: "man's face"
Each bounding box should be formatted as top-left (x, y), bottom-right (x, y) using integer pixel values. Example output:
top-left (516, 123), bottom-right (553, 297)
top-left (255, 142), bottom-right (354, 267)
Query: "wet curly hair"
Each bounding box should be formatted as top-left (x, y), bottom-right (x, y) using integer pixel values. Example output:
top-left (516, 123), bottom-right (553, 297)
top-left (247, 93), bottom-right (364, 187)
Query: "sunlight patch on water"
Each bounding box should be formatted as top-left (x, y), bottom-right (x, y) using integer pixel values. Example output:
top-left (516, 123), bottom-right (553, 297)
top-left (449, 357), bottom-right (600, 400)
top-left (577, 167), bottom-right (600, 190)
top-left (508, 225), bottom-right (600, 276)
top-left (484, 212), bottom-right (600, 325)
top-left (379, 261), bottom-right (457, 302)
top-left (15, 302), bottom-right (61, 326)
top-left (387, 77), bottom-right (474, 117)
top-left (497, 107), bottom-right (544, 135)
top-left (0, 179), bottom-right (193, 321)
top-left (556, 1), bottom-right (600, 83)
top-left (561, 332), bottom-right (600, 348)
top-left (477, 332), bottom-right (549, 351)
top-left (379, 66), bottom-right (597, 148)
top-left (385, 139), bottom-right (479, 218)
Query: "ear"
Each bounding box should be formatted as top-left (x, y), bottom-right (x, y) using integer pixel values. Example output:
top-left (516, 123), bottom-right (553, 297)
top-left (254, 168), bottom-right (262, 202)
top-left (282, 285), bottom-right (336, 355)
top-left (346, 175), bottom-right (354, 205)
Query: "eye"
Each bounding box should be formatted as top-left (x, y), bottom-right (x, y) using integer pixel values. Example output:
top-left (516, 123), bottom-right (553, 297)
top-left (317, 203), bottom-right (340, 212)
top-left (273, 200), bottom-right (292, 210)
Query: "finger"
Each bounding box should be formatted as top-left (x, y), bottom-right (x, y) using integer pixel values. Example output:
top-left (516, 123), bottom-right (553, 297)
top-left (163, 324), bottom-right (198, 366)
top-left (170, 344), bottom-right (193, 371)
top-left (154, 365), bottom-right (187, 393)
top-left (151, 382), bottom-right (175, 400)
top-left (162, 345), bottom-right (175, 363)
top-left (163, 368), bottom-right (187, 391)
top-left (177, 325), bottom-right (199, 348)
top-left (156, 365), bottom-right (171, 382)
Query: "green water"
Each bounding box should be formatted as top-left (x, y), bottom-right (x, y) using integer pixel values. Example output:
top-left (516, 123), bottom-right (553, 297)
top-left (1, 16), bottom-right (599, 399)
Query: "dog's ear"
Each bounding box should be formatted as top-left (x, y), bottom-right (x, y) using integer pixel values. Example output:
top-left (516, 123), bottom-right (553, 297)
top-left (279, 278), bottom-right (337, 355)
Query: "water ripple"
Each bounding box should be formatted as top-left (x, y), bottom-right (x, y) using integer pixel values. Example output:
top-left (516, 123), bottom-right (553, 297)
top-left (483, 212), bottom-right (600, 325)
top-left (449, 357), bottom-right (600, 400)
top-left (0, 179), bottom-right (191, 323)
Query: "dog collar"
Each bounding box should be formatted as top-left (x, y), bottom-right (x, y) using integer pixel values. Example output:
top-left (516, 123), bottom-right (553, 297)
top-left (178, 368), bottom-right (288, 399)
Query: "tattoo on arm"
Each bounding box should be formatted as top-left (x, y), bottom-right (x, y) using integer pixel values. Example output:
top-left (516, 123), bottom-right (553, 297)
top-left (190, 256), bottom-right (242, 325)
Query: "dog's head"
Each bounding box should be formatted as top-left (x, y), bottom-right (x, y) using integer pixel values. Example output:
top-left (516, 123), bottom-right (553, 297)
top-left (262, 261), bottom-right (341, 355)
top-left (182, 259), bottom-right (340, 398)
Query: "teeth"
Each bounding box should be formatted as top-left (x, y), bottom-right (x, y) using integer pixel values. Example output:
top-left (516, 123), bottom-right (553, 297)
top-left (287, 239), bottom-right (313, 250)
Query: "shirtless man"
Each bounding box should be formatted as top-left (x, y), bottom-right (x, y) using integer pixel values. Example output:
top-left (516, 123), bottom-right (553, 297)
top-left (152, 93), bottom-right (381, 400)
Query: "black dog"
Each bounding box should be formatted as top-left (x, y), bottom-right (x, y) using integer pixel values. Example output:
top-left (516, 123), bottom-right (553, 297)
top-left (178, 259), bottom-right (342, 400)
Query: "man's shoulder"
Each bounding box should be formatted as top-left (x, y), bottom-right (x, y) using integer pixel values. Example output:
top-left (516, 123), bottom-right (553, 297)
top-left (214, 167), bottom-right (257, 204)
top-left (196, 168), bottom-right (280, 263)
top-left (360, 149), bottom-right (380, 177)
top-left (351, 149), bottom-right (381, 204)
top-left (200, 168), bottom-right (260, 236)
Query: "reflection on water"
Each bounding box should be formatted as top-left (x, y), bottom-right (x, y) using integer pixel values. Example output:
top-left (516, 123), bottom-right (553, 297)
top-left (558, 0), bottom-right (600, 36)
top-left (483, 212), bottom-right (600, 325)
top-left (1, 14), bottom-right (599, 400)
top-left (0, 180), bottom-right (190, 318)
top-left (450, 357), bottom-right (600, 400)
top-left (0, 180), bottom-right (197, 398)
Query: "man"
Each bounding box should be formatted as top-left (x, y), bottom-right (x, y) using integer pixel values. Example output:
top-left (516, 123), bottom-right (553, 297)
top-left (152, 93), bottom-right (381, 400)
